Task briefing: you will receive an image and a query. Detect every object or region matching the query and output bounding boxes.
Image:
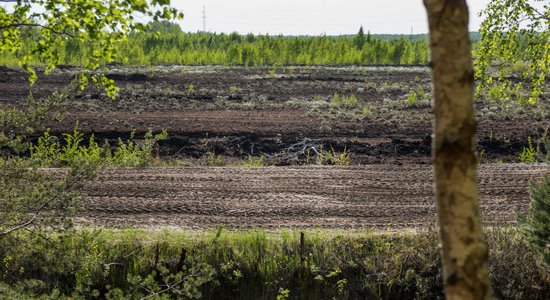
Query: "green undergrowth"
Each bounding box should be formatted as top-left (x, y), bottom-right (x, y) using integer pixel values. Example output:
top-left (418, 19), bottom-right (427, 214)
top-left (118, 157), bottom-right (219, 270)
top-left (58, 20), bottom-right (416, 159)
top-left (29, 128), bottom-right (168, 168)
top-left (0, 227), bottom-right (548, 299)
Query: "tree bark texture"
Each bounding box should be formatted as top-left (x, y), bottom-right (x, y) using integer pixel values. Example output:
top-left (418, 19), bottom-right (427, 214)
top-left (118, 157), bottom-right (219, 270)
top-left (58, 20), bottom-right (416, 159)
top-left (423, 0), bottom-right (492, 299)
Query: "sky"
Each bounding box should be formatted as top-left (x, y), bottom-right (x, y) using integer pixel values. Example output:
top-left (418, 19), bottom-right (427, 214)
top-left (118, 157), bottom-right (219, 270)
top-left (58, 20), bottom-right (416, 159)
top-left (171, 0), bottom-right (495, 35)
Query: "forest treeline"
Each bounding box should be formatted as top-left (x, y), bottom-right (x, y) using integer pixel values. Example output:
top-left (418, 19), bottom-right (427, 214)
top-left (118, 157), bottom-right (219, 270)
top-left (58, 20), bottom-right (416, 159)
top-left (0, 22), bottom-right (432, 66)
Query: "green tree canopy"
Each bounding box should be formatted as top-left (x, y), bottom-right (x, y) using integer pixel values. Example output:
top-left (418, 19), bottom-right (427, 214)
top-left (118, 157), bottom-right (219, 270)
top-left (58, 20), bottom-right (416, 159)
top-left (353, 25), bottom-right (366, 49)
top-left (0, 0), bottom-right (183, 95)
top-left (475, 0), bottom-right (549, 104)
top-left (0, 0), bottom-right (182, 237)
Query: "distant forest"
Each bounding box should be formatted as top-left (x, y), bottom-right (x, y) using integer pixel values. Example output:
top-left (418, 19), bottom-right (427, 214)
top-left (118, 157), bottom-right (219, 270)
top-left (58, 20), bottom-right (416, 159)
top-left (0, 21), bottom-right (480, 67)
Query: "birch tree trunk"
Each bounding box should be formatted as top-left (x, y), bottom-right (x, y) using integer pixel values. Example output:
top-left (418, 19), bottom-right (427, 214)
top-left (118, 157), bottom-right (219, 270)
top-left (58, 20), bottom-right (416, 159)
top-left (423, 0), bottom-right (492, 299)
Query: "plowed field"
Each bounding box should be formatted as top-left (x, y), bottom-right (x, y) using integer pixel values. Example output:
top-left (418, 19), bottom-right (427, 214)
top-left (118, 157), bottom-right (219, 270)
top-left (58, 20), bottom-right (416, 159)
top-left (2, 65), bottom-right (548, 165)
top-left (79, 164), bottom-right (549, 229)
top-left (2, 65), bottom-right (548, 230)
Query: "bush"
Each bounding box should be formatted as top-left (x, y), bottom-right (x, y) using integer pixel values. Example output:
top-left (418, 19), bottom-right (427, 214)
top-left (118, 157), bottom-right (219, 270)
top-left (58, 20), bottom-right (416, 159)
top-left (406, 91), bottom-right (418, 107)
top-left (30, 129), bottom-right (168, 168)
top-left (316, 147), bottom-right (351, 166)
top-left (111, 130), bottom-right (168, 167)
top-left (523, 175), bottom-right (550, 265)
top-left (518, 136), bottom-right (537, 164)
top-left (30, 129), bottom-right (108, 167)
top-left (1, 228), bottom-right (548, 299)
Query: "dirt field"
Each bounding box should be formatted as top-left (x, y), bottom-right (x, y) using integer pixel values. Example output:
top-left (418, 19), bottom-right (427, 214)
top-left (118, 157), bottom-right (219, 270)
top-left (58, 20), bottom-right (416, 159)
top-left (1, 65), bottom-right (548, 165)
top-left (2, 65), bottom-right (548, 229)
top-left (78, 164), bottom-right (549, 229)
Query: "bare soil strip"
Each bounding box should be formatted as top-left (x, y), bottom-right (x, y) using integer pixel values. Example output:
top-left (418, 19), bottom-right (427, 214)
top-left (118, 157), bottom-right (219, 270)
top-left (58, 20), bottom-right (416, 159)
top-left (79, 163), bottom-right (549, 229)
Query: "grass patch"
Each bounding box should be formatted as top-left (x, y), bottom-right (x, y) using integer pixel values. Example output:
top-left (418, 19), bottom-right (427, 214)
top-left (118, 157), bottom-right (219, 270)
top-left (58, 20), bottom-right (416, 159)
top-left (331, 93), bottom-right (359, 109)
top-left (315, 146), bottom-right (351, 166)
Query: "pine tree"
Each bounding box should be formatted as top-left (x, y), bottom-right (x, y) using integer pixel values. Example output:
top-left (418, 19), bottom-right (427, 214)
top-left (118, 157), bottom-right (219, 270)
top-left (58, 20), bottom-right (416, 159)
top-left (525, 175), bottom-right (550, 265)
top-left (353, 26), bottom-right (366, 50)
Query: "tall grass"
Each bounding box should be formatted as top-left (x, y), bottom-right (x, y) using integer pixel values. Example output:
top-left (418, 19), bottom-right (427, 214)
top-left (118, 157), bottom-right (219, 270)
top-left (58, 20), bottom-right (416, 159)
top-left (0, 227), bottom-right (547, 299)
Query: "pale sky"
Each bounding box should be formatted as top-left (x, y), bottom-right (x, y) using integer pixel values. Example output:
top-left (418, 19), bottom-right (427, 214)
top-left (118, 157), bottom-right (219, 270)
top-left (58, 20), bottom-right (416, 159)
top-left (171, 0), bottom-right (495, 35)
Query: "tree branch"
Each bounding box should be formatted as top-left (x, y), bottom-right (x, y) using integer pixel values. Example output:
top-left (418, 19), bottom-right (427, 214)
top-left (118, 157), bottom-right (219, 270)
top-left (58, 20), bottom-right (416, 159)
top-left (526, 4), bottom-right (549, 21)
top-left (0, 214), bottom-right (38, 236)
top-left (0, 166), bottom-right (93, 237)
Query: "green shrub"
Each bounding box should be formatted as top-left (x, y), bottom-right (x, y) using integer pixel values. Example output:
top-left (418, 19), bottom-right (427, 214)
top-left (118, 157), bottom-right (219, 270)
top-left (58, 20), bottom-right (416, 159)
top-left (523, 175), bottom-right (550, 265)
top-left (331, 93), bottom-right (359, 109)
top-left (205, 151), bottom-right (224, 166)
top-left (31, 129), bottom-right (108, 167)
top-left (487, 84), bottom-right (504, 101)
top-left (416, 86), bottom-right (428, 100)
top-left (30, 128), bottom-right (168, 168)
top-left (229, 85), bottom-right (238, 95)
top-left (186, 83), bottom-right (196, 94)
top-left (111, 130), bottom-right (168, 167)
top-left (519, 136), bottom-right (537, 164)
top-left (0, 158), bottom-right (95, 237)
top-left (362, 105), bottom-right (371, 118)
top-left (316, 147), bottom-right (351, 166)
top-left (406, 91), bottom-right (418, 107)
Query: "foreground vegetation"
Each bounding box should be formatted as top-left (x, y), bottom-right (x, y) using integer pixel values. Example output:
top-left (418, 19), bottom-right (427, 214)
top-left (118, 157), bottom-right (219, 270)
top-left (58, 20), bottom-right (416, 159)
top-left (0, 226), bottom-right (548, 300)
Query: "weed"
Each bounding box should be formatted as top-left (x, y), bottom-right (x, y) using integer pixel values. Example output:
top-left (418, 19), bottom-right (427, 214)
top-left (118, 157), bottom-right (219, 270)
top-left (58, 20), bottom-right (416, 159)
top-left (331, 93), bottom-right (359, 109)
top-left (488, 84), bottom-right (504, 101)
top-left (186, 83), bottom-right (196, 94)
top-left (478, 149), bottom-right (486, 163)
top-left (238, 155), bottom-right (266, 167)
top-left (112, 130), bottom-right (168, 167)
top-left (486, 83), bottom-right (524, 103)
top-left (30, 128), bottom-right (167, 168)
top-left (229, 85), bottom-right (238, 95)
top-left (331, 93), bottom-right (341, 107)
top-left (407, 91), bottom-right (418, 107)
top-left (416, 86), bottom-right (428, 100)
top-left (205, 151), bottom-right (224, 166)
top-left (316, 146), bottom-right (351, 166)
top-left (276, 288), bottom-right (290, 300)
top-left (519, 136), bottom-right (537, 164)
top-left (362, 105), bottom-right (371, 118)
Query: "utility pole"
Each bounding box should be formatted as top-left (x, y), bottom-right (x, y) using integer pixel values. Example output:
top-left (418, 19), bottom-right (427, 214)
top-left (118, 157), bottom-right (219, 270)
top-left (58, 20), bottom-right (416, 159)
top-left (202, 5), bottom-right (206, 32)
top-left (410, 26), bottom-right (413, 40)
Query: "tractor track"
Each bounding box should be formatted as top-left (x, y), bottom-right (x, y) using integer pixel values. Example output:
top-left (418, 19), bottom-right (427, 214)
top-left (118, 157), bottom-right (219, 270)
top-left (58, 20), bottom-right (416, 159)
top-left (78, 163), bottom-right (549, 229)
